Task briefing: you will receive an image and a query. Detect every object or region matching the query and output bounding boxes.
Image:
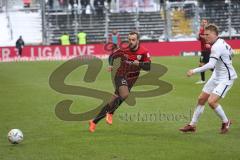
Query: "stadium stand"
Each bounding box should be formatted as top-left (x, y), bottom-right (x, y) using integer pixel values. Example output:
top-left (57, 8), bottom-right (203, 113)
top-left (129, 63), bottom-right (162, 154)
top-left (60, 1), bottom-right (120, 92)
top-left (46, 12), bottom-right (106, 44)
top-left (171, 9), bottom-right (193, 36)
top-left (46, 11), bottom-right (164, 44)
top-left (199, 0), bottom-right (240, 38)
top-left (6, 0), bottom-right (22, 8)
top-left (108, 11), bottom-right (164, 41)
top-left (138, 12), bottom-right (164, 40)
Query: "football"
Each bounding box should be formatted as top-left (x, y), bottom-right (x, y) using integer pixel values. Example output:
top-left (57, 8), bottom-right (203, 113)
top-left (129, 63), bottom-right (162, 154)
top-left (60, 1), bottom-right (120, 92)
top-left (7, 129), bottom-right (24, 144)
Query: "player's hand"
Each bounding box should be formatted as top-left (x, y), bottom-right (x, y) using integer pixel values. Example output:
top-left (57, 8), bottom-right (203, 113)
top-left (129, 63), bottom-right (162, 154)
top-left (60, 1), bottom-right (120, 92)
top-left (132, 60), bottom-right (140, 66)
top-left (187, 69), bottom-right (194, 77)
top-left (107, 66), bottom-right (113, 72)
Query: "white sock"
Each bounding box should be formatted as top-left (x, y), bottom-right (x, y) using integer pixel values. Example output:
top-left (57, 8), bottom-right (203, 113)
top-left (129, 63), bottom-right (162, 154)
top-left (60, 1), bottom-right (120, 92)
top-left (214, 104), bottom-right (228, 123)
top-left (190, 105), bottom-right (205, 126)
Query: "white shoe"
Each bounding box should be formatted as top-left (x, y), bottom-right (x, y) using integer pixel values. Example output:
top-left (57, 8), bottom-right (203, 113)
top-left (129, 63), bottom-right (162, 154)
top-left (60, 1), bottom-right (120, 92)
top-left (195, 80), bottom-right (206, 84)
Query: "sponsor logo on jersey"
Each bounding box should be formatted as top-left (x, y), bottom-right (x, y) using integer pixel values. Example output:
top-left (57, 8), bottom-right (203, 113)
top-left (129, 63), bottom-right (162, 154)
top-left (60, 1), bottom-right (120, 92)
top-left (137, 55), bottom-right (142, 60)
top-left (121, 79), bottom-right (127, 85)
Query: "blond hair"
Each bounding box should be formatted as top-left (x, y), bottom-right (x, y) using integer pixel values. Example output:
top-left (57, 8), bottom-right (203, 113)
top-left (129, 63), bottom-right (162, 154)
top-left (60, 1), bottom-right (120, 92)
top-left (205, 24), bottom-right (219, 35)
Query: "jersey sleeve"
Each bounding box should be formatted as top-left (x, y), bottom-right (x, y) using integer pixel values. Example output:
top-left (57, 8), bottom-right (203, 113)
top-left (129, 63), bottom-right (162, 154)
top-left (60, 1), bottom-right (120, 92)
top-left (192, 58), bottom-right (217, 73)
top-left (142, 51), bottom-right (151, 62)
top-left (108, 48), bottom-right (124, 66)
top-left (209, 46), bottom-right (221, 60)
top-left (139, 51), bottom-right (151, 71)
top-left (192, 46), bottom-right (219, 74)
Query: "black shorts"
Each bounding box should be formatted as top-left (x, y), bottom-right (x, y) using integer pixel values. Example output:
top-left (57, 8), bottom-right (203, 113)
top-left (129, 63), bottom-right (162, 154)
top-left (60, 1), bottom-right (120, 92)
top-left (114, 76), bottom-right (138, 95)
top-left (199, 51), bottom-right (210, 64)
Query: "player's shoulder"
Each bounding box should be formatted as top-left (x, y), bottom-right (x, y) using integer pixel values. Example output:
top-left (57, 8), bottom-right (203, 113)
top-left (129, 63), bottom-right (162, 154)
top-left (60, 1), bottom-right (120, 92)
top-left (112, 48), bottom-right (124, 55)
top-left (138, 45), bottom-right (149, 54)
top-left (211, 38), bottom-right (224, 50)
top-left (199, 27), bottom-right (204, 34)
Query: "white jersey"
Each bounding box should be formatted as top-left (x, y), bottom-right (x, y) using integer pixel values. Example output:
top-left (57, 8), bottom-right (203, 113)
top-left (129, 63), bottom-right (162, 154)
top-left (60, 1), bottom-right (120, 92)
top-left (210, 38), bottom-right (237, 81)
top-left (193, 38), bottom-right (237, 81)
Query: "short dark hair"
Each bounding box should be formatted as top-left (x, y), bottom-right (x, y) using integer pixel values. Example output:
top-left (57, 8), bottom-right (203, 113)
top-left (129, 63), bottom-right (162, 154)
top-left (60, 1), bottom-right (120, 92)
top-left (129, 31), bottom-right (140, 40)
top-left (205, 24), bottom-right (219, 35)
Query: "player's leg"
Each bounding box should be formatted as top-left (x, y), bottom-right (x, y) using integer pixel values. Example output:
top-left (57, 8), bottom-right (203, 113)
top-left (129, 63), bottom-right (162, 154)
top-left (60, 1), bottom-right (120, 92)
top-left (91, 95), bottom-right (116, 124)
top-left (19, 48), bottom-right (22, 56)
top-left (200, 51), bottom-right (211, 82)
top-left (196, 52), bottom-right (207, 84)
top-left (179, 92), bottom-right (209, 132)
top-left (105, 85), bottom-right (129, 125)
top-left (208, 81), bottom-right (234, 134)
top-left (90, 86), bottom-right (128, 130)
top-left (89, 95), bottom-right (117, 132)
top-left (180, 78), bottom-right (216, 132)
top-left (89, 77), bottom-right (129, 132)
top-left (200, 59), bottom-right (205, 82)
top-left (106, 76), bottom-right (139, 125)
top-left (90, 92), bottom-right (123, 124)
top-left (104, 94), bottom-right (121, 125)
top-left (107, 76), bottom-right (129, 114)
top-left (189, 92), bottom-right (209, 125)
top-left (17, 48), bottom-right (21, 57)
top-left (109, 85), bottom-right (129, 113)
top-left (196, 51), bottom-right (210, 84)
top-left (200, 65), bottom-right (205, 82)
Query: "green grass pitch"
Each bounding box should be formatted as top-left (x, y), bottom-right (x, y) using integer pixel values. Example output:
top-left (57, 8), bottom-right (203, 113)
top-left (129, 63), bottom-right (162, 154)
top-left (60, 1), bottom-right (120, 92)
top-left (0, 55), bottom-right (239, 160)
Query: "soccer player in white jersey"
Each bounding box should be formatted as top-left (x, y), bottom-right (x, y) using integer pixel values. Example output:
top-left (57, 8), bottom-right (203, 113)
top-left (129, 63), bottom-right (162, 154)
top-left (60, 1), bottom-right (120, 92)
top-left (179, 24), bottom-right (238, 134)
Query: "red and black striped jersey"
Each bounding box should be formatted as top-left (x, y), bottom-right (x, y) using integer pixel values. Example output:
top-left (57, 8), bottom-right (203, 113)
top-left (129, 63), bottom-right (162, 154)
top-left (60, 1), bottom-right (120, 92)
top-left (199, 27), bottom-right (211, 52)
top-left (109, 45), bottom-right (151, 78)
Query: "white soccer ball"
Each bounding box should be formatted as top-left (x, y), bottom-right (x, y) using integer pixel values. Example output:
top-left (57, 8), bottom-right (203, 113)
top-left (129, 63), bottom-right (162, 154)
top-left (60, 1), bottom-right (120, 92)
top-left (7, 129), bottom-right (24, 144)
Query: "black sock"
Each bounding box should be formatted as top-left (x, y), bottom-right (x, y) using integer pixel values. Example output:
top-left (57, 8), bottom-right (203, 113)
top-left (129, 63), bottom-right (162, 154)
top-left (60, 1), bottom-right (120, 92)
top-left (109, 96), bottom-right (124, 114)
top-left (200, 72), bottom-right (205, 81)
top-left (93, 104), bottom-right (110, 124)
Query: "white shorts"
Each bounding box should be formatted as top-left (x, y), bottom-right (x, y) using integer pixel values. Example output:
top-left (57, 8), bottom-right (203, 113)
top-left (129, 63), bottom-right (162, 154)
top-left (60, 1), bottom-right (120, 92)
top-left (202, 79), bottom-right (235, 98)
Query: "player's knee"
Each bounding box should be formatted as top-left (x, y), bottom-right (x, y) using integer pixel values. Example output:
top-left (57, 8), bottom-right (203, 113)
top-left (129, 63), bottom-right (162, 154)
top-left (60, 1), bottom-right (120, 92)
top-left (120, 92), bottom-right (129, 99)
top-left (198, 96), bottom-right (207, 105)
top-left (207, 98), bottom-right (217, 109)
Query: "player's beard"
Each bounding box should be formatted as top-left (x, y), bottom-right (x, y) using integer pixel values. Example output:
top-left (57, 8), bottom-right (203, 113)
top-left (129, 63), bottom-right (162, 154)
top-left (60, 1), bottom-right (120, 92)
top-left (129, 43), bottom-right (138, 51)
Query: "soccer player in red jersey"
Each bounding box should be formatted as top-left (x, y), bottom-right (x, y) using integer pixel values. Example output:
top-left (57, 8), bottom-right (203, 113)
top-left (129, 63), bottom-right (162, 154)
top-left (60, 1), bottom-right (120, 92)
top-left (89, 31), bottom-right (151, 132)
top-left (196, 19), bottom-right (211, 84)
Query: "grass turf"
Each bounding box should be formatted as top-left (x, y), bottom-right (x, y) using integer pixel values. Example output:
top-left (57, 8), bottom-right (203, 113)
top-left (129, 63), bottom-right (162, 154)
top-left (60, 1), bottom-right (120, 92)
top-left (0, 55), bottom-right (239, 160)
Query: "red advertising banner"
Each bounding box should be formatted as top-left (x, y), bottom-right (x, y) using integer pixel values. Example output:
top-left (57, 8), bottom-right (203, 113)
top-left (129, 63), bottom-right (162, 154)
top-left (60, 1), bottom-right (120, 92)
top-left (1, 40), bottom-right (240, 62)
top-left (0, 44), bottom-right (107, 62)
